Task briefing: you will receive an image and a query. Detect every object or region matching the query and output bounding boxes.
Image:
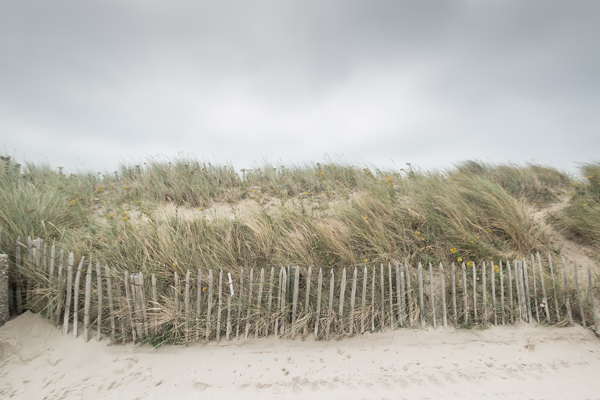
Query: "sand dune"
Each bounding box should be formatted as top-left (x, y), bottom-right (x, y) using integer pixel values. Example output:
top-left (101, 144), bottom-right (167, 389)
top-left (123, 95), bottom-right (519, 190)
top-left (1, 312), bottom-right (600, 399)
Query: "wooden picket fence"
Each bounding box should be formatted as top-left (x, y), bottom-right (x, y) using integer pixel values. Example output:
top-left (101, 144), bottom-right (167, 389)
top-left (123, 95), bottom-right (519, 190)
top-left (2, 235), bottom-right (600, 344)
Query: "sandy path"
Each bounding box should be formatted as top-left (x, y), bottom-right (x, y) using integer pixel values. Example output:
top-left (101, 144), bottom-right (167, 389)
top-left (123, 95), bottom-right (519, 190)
top-left (1, 312), bottom-right (600, 399)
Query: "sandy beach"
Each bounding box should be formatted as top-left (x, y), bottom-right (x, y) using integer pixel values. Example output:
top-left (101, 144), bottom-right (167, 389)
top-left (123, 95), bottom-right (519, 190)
top-left (1, 312), bottom-right (599, 399)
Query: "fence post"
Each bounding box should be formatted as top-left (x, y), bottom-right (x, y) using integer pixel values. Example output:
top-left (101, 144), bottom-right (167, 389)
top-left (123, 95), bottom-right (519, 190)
top-left (138, 273), bottom-right (149, 339)
top-left (587, 265), bottom-right (599, 334)
top-left (206, 270), bottom-right (213, 341)
top-left (461, 263), bottom-right (468, 325)
top-left (256, 268), bottom-right (265, 338)
top-left (451, 263), bottom-right (457, 326)
top-left (440, 263), bottom-right (447, 328)
top-left (217, 270), bottom-right (223, 342)
top-left (73, 258), bottom-right (85, 338)
top-left (0, 255), bottom-right (8, 328)
top-left (303, 266), bottom-right (312, 339)
top-left (499, 261), bottom-right (505, 325)
top-left (523, 259), bottom-right (533, 323)
top-left (105, 265), bottom-right (116, 340)
top-left (326, 269), bottom-right (335, 339)
top-left (314, 268), bottom-right (323, 340)
top-left (62, 253), bottom-right (74, 335)
top-left (396, 262), bottom-right (405, 326)
top-left (536, 253), bottom-right (551, 322)
top-left (482, 261), bottom-right (487, 325)
top-left (507, 261), bottom-right (515, 323)
top-left (96, 262), bottom-right (103, 341)
top-left (15, 238), bottom-right (22, 315)
top-left (245, 269), bottom-right (254, 338)
top-left (417, 263), bottom-right (425, 327)
top-left (371, 266), bottom-right (376, 331)
top-left (338, 268), bottom-right (347, 335)
top-left (361, 266), bottom-right (367, 333)
top-left (267, 268), bottom-right (274, 337)
top-left (380, 264), bottom-right (385, 331)
top-left (491, 261), bottom-right (497, 326)
top-left (405, 264), bottom-right (413, 326)
top-left (196, 269), bottom-right (202, 341)
top-left (349, 267), bottom-right (357, 335)
top-left (185, 270), bottom-right (190, 341)
top-left (429, 262), bottom-right (436, 330)
top-left (237, 269), bottom-right (244, 339)
top-left (388, 263), bottom-right (394, 329)
top-left (83, 263), bottom-right (92, 342)
top-left (124, 271), bottom-right (137, 342)
top-left (472, 262), bottom-right (477, 321)
top-left (573, 260), bottom-right (586, 327)
top-left (530, 255), bottom-right (540, 323)
top-left (292, 267), bottom-right (300, 338)
top-left (152, 273), bottom-right (158, 335)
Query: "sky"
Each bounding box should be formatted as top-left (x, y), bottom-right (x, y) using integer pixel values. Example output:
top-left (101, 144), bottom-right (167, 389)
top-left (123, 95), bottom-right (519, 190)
top-left (1, 0), bottom-right (599, 174)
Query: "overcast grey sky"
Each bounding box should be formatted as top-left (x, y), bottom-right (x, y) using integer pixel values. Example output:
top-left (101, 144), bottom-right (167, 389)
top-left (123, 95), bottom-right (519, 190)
top-left (1, 0), bottom-right (598, 173)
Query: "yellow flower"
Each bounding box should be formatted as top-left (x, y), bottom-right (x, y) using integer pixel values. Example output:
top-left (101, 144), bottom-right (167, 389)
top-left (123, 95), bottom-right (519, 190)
top-left (494, 265), bottom-right (499, 272)
top-left (121, 217), bottom-right (128, 220)
top-left (172, 262), bottom-right (178, 267)
top-left (467, 261), bottom-right (473, 267)
top-left (469, 241), bottom-right (473, 244)
top-left (136, 201), bottom-right (140, 204)
top-left (457, 257), bottom-right (463, 262)
top-left (489, 256), bottom-right (493, 259)
top-left (476, 236), bottom-right (480, 239)
top-left (124, 186), bottom-right (131, 189)
top-left (199, 207), bottom-right (204, 210)
top-left (583, 204), bottom-right (588, 206)
top-left (415, 231), bottom-right (421, 236)
top-left (364, 216), bottom-right (369, 220)
top-left (450, 247), bottom-right (457, 254)
top-left (202, 287), bottom-right (207, 292)
top-left (322, 193), bottom-right (326, 196)
top-left (364, 259), bottom-right (369, 263)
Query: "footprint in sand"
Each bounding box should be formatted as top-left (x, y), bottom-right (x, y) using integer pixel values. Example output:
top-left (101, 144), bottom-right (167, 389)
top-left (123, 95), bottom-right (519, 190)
top-left (193, 381), bottom-right (211, 391)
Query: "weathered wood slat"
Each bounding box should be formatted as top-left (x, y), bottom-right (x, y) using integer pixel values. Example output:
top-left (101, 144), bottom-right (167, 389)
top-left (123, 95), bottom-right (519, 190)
top-left (185, 270), bottom-right (191, 341)
top-left (326, 269), bottom-right (335, 339)
top-left (83, 262), bottom-right (92, 342)
top-left (472, 262), bottom-right (477, 321)
top-left (237, 269), bottom-right (244, 339)
top-left (292, 266), bottom-right (300, 338)
top-left (530, 255), bottom-right (540, 323)
top-left (105, 265), bottom-right (116, 340)
top-left (380, 264), bottom-right (385, 331)
top-left (361, 266), bottom-right (368, 333)
top-left (339, 268), bottom-right (347, 335)
top-left (62, 253), bottom-right (74, 335)
top-left (303, 266), bottom-right (312, 339)
top-left (267, 268), bottom-right (274, 337)
top-left (196, 269), bottom-right (202, 341)
top-left (388, 263), bottom-right (394, 329)
top-left (440, 263), bottom-right (447, 328)
top-left (275, 268), bottom-right (283, 337)
top-left (206, 270), bottom-right (213, 341)
top-left (522, 259), bottom-right (533, 323)
top-left (573, 260), bottom-right (586, 327)
top-left (371, 267), bottom-right (376, 331)
top-left (507, 261), bottom-right (514, 324)
top-left (482, 261), bottom-right (487, 325)
top-left (588, 264), bottom-right (599, 333)
top-left (217, 270), bottom-right (223, 342)
top-left (461, 263), bottom-right (468, 324)
top-left (152, 274), bottom-right (158, 335)
top-left (405, 264), bottom-right (414, 326)
top-left (349, 267), bottom-right (357, 335)
top-left (256, 268), bottom-right (265, 338)
top-left (417, 263), bottom-right (425, 327)
top-left (451, 263), bottom-right (457, 326)
top-left (114, 268), bottom-right (126, 339)
top-left (499, 261), bottom-right (505, 325)
top-left (73, 257), bottom-right (85, 338)
top-left (536, 253), bottom-right (551, 322)
top-left (429, 262), bottom-right (436, 330)
top-left (314, 268), bottom-right (323, 339)
top-left (396, 262), bottom-right (405, 326)
top-left (124, 271), bottom-right (137, 343)
top-left (96, 262), bottom-right (103, 341)
top-left (245, 269), bottom-right (254, 338)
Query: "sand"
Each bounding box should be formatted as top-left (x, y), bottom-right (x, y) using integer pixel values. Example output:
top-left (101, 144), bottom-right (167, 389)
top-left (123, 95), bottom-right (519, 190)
top-left (1, 312), bottom-right (600, 399)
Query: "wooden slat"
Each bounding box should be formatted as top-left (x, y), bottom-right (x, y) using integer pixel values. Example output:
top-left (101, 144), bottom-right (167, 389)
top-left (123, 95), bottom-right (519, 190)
top-left (388, 263), bottom-right (394, 329)
top-left (281, 267), bottom-right (288, 334)
top-left (15, 238), bottom-right (22, 315)
top-left (114, 269), bottom-right (126, 340)
top-left (256, 268), bottom-right (265, 338)
top-left (291, 266), bottom-right (300, 338)
top-left (405, 263), bottom-right (414, 326)
top-left (429, 262), bottom-right (436, 330)
top-left (196, 269), bottom-right (202, 341)
top-left (245, 269), bottom-right (254, 338)
top-left (530, 255), bottom-right (540, 323)
top-left (62, 253), bottom-right (74, 335)
top-left (482, 261), bottom-right (487, 325)
top-left (275, 268), bottom-right (283, 337)
top-left (124, 271), bottom-right (137, 343)
top-left (587, 264), bottom-right (599, 333)
top-left (380, 264), bottom-right (385, 331)
top-left (105, 265), bottom-right (116, 340)
top-left (73, 257), bottom-right (85, 338)
top-left (217, 270), bottom-right (223, 342)
top-left (522, 259), bottom-right (533, 323)
top-left (326, 269), bottom-right (335, 339)
top-left (83, 262), bottom-right (92, 342)
top-left (349, 267), bottom-right (357, 335)
top-left (507, 261), bottom-right (514, 324)
top-left (49, 245), bottom-right (56, 284)
top-left (371, 267), bottom-right (376, 331)
top-left (461, 263), bottom-right (468, 324)
top-left (417, 262), bottom-right (425, 327)
top-left (440, 263), bottom-right (447, 328)
top-left (206, 270), bottom-right (213, 341)
top-left (185, 270), bottom-right (191, 341)
top-left (499, 261), bottom-right (505, 325)
top-left (303, 266), bottom-right (312, 339)
top-left (573, 260), bottom-right (586, 327)
top-left (314, 268), bottom-right (323, 340)
top-left (96, 262), bottom-right (103, 341)
top-left (451, 263), bottom-right (457, 326)
top-left (536, 253), bottom-right (550, 322)
top-left (266, 268), bottom-right (274, 337)
top-left (396, 262), bottom-right (404, 326)
top-left (237, 269), bottom-right (244, 339)
top-left (472, 262), bottom-right (477, 321)
top-left (361, 266), bottom-right (367, 333)
top-left (152, 274), bottom-right (158, 335)
top-left (338, 268), bottom-right (347, 335)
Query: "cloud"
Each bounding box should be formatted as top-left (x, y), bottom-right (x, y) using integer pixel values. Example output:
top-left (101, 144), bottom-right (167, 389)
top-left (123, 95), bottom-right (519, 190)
top-left (0, 0), bottom-right (598, 173)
